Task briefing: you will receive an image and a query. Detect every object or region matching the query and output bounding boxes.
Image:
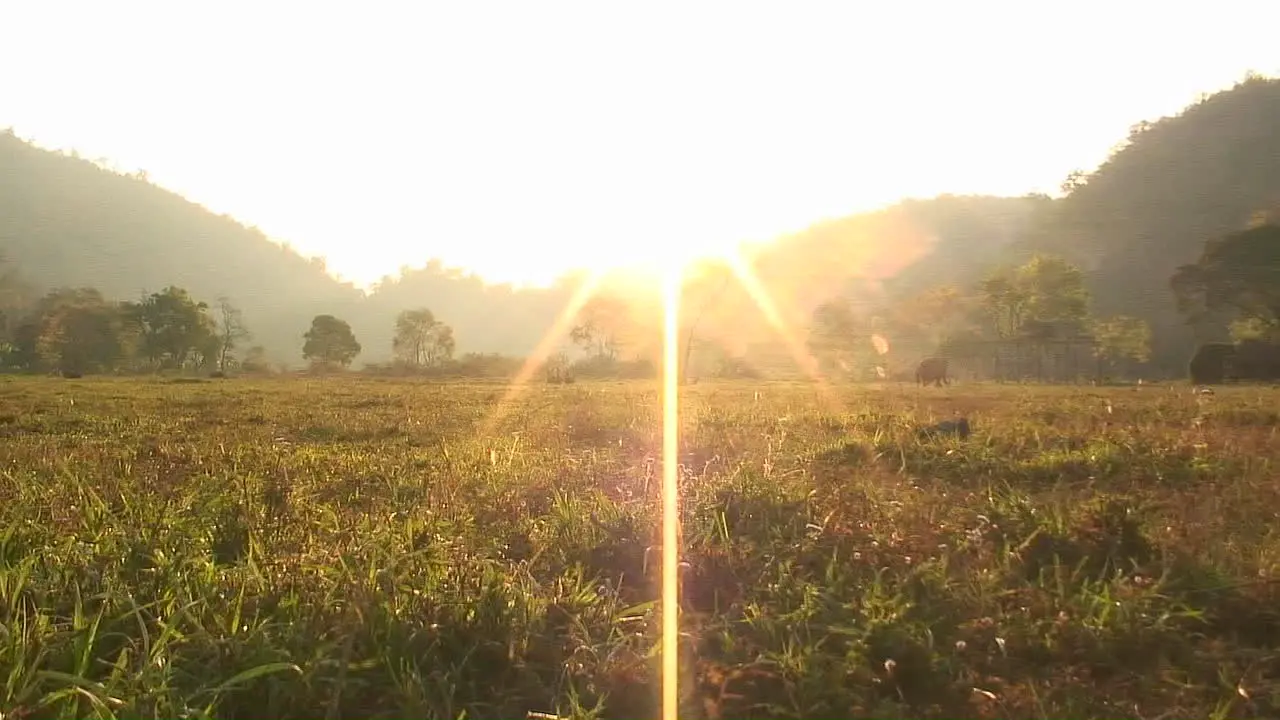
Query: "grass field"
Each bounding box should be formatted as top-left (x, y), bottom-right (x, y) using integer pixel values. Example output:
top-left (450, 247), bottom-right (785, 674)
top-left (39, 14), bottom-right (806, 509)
top-left (1, 376), bottom-right (1279, 719)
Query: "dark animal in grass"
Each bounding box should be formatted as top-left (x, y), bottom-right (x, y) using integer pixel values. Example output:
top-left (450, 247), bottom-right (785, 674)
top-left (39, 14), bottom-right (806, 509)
top-left (915, 356), bottom-right (950, 387)
top-left (60, 370), bottom-right (83, 379)
top-left (917, 416), bottom-right (971, 440)
top-left (1233, 339), bottom-right (1280, 382)
top-left (1189, 340), bottom-right (1280, 384)
top-left (1189, 342), bottom-right (1235, 385)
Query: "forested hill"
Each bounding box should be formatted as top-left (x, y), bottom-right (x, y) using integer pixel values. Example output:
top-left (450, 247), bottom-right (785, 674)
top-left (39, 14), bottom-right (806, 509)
top-left (749, 74), bottom-right (1280, 375)
top-left (0, 131), bottom-right (583, 364)
top-left (0, 126), bottom-right (1052, 368)
top-left (1038, 74), bottom-right (1280, 371)
top-left (4, 73), bottom-right (1280, 374)
top-left (0, 130), bottom-right (363, 362)
top-left (728, 194), bottom-right (1047, 341)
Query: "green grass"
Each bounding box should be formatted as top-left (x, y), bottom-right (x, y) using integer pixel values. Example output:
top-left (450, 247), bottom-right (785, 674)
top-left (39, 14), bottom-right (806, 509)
top-left (1, 376), bottom-right (1279, 719)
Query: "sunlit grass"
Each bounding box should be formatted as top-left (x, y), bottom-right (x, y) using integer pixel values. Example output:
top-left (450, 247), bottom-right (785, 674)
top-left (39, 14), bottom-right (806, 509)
top-left (2, 377), bottom-right (1280, 718)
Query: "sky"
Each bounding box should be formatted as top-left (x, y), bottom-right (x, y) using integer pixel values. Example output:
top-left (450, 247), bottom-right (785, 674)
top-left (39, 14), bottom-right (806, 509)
top-left (3, 1), bottom-right (1280, 289)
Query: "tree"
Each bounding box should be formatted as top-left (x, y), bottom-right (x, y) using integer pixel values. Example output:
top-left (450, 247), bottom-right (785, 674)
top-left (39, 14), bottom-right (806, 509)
top-left (1060, 169), bottom-right (1089, 196)
top-left (17, 288), bottom-right (127, 374)
top-left (393, 309), bottom-right (434, 366)
top-left (1090, 315), bottom-right (1152, 373)
top-left (1229, 317), bottom-right (1273, 343)
top-left (570, 295), bottom-right (631, 360)
top-left (192, 331), bottom-right (222, 371)
top-left (123, 286), bottom-right (217, 369)
top-left (1171, 224), bottom-right (1280, 342)
top-left (891, 285), bottom-right (974, 349)
top-left (0, 251), bottom-right (31, 349)
top-left (1018, 255), bottom-right (1090, 333)
top-left (392, 308), bottom-right (455, 368)
top-left (979, 273), bottom-right (1031, 338)
top-left (425, 324), bottom-right (455, 366)
top-left (241, 345), bottom-right (270, 373)
top-left (214, 296), bottom-right (252, 371)
top-left (303, 314), bottom-right (361, 368)
top-left (807, 298), bottom-right (882, 379)
top-left (980, 255), bottom-right (1090, 339)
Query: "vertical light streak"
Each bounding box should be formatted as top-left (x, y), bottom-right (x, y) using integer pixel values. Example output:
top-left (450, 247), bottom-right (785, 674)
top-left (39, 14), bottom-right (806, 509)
top-left (660, 266), bottom-right (681, 720)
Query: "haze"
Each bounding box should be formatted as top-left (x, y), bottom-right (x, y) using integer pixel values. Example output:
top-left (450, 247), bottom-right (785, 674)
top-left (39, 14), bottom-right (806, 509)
top-left (3, 0), bottom-right (1278, 288)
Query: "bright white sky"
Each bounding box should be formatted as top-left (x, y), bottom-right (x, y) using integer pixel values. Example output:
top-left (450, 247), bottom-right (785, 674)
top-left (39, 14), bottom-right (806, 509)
top-left (3, 1), bottom-right (1279, 288)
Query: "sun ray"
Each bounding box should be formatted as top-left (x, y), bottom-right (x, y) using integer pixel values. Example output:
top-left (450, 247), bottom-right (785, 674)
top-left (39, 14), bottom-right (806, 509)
top-left (721, 251), bottom-right (846, 415)
top-left (477, 270), bottom-right (605, 437)
top-left (475, 244), bottom-right (848, 720)
top-left (660, 265), bottom-right (682, 720)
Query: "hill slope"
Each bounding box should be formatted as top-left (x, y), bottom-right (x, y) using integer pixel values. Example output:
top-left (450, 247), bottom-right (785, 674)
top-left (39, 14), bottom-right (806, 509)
top-left (736, 73), bottom-right (1280, 377)
top-left (0, 128), bottom-right (1050, 370)
top-left (9, 70), bottom-right (1279, 378)
top-left (729, 193), bottom-right (1048, 340)
top-left (0, 132), bottom-right (586, 364)
top-left (1039, 75), bottom-right (1280, 372)
top-left (0, 130), bottom-right (364, 363)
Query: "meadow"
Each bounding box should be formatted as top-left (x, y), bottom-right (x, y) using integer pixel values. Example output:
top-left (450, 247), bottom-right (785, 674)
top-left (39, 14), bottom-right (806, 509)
top-left (1, 375), bottom-right (1278, 719)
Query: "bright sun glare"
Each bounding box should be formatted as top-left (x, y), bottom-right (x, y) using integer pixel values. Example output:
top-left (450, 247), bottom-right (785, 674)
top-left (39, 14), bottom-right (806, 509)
top-left (586, 233), bottom-right (746, 280)
top-left (476, 239), bottom-right (836, 720)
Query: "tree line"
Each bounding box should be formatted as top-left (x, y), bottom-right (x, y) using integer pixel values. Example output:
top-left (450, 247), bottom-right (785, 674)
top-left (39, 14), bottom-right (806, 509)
top-left (3, 216), bottom-right (1276, 384)
top-left (0, 279), bottom-right (507, 377)
top-left (804, 219), bottom-right (1280, 382)
top-left (803, 252), bottom-right (1153, 382)
top-left (552, 220), bottom-right (1280, 384)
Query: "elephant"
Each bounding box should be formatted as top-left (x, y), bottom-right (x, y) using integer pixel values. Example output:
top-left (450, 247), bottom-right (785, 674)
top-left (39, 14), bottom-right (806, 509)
top-left (1188, 343), bottom-right (1235, 385)
top-left (1232, 339), bottom-right (1280, 382)
top-left (1189, 341), bottom-right (1280, 384)
top-left (915, 356), bottom-right (950, 387)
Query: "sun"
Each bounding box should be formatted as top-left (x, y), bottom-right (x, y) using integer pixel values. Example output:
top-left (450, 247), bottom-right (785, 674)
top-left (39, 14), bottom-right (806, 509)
top-left (577, 231), bottom-right (747, 284)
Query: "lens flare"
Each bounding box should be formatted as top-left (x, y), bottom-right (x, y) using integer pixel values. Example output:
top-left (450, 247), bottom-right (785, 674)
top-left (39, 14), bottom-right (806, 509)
top-left (871, 333), bottom-right (890, 355)
top-left (477, 271), bottom-right (603, 437)
top-left (470, 241), bottom-right (858, 720)
top-left (660, 266), bottom-right (681, 720)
